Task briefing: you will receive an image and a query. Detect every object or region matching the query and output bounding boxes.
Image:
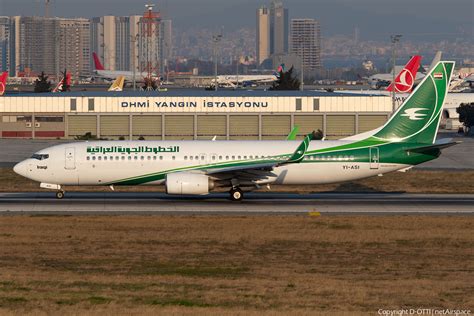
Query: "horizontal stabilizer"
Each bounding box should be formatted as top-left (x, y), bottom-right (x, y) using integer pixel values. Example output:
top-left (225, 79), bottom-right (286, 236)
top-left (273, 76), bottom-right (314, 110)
top-left (406, 138), bottom-right (460, 154)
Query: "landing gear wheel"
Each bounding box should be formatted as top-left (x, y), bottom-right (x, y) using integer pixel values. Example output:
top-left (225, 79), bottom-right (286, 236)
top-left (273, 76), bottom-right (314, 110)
top-left (229, 188), bottom-right (243, 201)
top-left (56, 191), bottom-right (65, 199)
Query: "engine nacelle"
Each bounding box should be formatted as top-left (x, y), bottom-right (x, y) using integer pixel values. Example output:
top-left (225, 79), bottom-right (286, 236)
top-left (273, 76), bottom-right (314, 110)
top-left (166, 172), bottom-right (213, 195)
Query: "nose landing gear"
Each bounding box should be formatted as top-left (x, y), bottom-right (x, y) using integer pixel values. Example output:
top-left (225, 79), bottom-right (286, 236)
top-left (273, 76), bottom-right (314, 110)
top-left (55, 191), bottom-right (65, 199)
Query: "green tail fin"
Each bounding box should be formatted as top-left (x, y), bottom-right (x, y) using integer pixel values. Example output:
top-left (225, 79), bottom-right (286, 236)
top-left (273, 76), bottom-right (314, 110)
top-left (373, 61), bottom-right (455, 144)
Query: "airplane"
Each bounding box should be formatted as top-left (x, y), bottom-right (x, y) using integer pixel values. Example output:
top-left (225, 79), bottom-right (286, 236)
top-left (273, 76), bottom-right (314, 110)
top-left (213, 64), bottom-right (283, 88)
top-left (92, 52), bottom-right (151, 82)
top-left (214, 74), bottom-right (278, 88)
top-left (108, 76), bottom-right (125, 92)
top-left (368, 52), bottom-right (442, 90)
top-left (368, 55), bottom-right (424, 90)
top-left (385, 55), bottom-right (422, 93)
top-left (0, 71), bottom-right (7, 96)
top-left (14, 61), bottom-right (457, 201)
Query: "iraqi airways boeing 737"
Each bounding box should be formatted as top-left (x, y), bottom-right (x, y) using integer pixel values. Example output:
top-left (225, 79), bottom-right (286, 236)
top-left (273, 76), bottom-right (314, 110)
top-left (14, 61), bottom-right (457, 201)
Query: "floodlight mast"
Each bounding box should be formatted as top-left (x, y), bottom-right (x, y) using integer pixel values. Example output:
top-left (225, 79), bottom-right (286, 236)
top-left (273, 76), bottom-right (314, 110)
top-left (390, 34), bottom-right (402, 112)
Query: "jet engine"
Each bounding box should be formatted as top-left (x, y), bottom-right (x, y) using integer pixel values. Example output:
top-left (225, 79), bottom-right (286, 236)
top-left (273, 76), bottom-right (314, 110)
top-left (166, 173), bottom-right (214, 195)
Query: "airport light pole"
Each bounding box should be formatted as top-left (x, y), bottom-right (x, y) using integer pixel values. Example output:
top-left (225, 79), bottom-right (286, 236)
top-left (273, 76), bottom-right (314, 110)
top-left (212, 34), bottom-right (222, 91)
top-left (391, 34), bottom-right (402, 112)
top-left (131, 33), bottom-right (138, 91)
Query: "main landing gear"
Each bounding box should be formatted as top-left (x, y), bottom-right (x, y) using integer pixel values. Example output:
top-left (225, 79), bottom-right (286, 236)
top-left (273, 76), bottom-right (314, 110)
top-left (229, 187), bottom-right (244, 201)
top-left (56, 190), bottom-right (65, 199)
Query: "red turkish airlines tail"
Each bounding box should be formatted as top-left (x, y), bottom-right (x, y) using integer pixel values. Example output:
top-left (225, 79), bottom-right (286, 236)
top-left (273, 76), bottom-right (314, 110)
top-left (0, 72), bottom-right (8, 96)
top-left (93, 52), bottom-right (105, 71)
top-left (386, 55), bottom-right (422, 93)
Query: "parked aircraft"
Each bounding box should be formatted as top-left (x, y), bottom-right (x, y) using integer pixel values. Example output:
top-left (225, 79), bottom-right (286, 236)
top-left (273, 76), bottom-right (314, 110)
top-left (14, 61), bottom-right (457, 201)
top-left (92, 52), bottom-right (150, 82)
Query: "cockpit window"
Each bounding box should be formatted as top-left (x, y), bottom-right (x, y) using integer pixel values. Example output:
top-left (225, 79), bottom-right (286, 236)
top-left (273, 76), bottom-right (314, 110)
top-left (31, 154), bottom-right (49, 160)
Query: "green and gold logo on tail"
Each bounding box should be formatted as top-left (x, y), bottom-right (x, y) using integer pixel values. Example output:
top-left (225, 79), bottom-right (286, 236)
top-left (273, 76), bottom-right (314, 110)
top-left (372, 61), bottom-right (454, 144)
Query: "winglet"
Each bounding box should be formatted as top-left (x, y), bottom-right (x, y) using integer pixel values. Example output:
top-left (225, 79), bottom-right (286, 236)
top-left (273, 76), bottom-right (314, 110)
top-left (282, 131), bottom-right (316, 164)
top-left (286, 125), bottom-right (300, 140)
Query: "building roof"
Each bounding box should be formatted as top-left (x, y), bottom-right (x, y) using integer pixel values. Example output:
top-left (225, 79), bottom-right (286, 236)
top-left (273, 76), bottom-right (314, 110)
top-left (4, 89), bottom-right (381, 98)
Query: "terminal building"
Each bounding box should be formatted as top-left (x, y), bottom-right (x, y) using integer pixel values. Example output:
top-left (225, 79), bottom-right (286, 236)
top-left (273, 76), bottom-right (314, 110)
top-left (0, 90), bottom-right (392, 140)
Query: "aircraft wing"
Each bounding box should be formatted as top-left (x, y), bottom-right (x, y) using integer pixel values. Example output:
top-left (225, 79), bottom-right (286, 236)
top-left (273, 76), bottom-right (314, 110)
top-left (203, 132), bottom-right (316, 183)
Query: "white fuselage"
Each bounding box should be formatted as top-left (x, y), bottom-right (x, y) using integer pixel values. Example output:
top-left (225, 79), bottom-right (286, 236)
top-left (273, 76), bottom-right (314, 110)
top-left (13, 140), bottom-right (406, 188)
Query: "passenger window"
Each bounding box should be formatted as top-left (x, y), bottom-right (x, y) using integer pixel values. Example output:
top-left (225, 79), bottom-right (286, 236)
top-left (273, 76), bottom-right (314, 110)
top-left (195, 156), bottom-right (199, 160)
top-left (243, 156), bottom-right (247, 159)
top-left (86, 156), bottom-right (90, 161)
top-left (219, 156), bottom-right (222, 160)
top-left (147, 156), bottom-right (151, 160)
top-left (160, 156), bottom-right (163, 160)
top-left (92, 156), bottom-right (96, 161)
top-left (232, 156), bottom-right (235, 160)
top-left (98, 157), bottom-right (102, 161)
top-left (121, 156), bottom-right (125, 160)
top-left (153, 156), bottom-right (157, 160)
top-left (226, 156), bottom-right (229, 160)
top-left (184, 156), bottom-right (188, 160)
top-left (190, 156), bottom-right (194, 161)
top-left (134, 156), bottom-right (138, 160)
top-left (128, 156), bottom-right (131, 160)
top-left (104, 156), bottom-right (108, 161)
top-left (172, 156), bottom-right (176, 160)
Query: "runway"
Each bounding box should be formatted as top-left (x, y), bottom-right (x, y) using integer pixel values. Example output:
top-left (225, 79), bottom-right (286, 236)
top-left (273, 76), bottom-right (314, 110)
top-left (0, 192), bottom-right (473, 214)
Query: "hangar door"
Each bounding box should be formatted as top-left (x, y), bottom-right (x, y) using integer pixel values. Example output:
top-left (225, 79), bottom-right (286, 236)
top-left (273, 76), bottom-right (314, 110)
top-left (262, 115), bottom-right (291, 140)
top-left (229, 115), bottom-right (259, 140)
top-left (358, 115), bottom-right (388, 133)
top-left (132, 115), bottom-right (162, 140)
top-left (294, 115), bottom-right (324, 139)
top-left (197, 115), bottom-right (226, 140)
top-left (100, 116), bottom-right (129, 139)
top-left (68, 115), bottom-right (97, 138)
top-left (165, 115), bottom-right (194, 140)
top-left (326, 115), bottom-right (355, 139)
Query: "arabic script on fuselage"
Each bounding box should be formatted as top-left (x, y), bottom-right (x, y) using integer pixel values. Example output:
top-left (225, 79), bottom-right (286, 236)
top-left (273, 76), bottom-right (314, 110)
top-left (86, 146), bottom-right (180, 154)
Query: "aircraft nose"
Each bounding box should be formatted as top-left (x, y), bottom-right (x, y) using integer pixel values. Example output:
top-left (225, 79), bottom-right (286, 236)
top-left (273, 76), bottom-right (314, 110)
top-left (13, 161), bottom-right (27, 177)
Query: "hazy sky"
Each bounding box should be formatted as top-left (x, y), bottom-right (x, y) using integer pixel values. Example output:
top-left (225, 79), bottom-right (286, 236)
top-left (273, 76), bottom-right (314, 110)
top-left (1, 0), bottom-right (473, 40)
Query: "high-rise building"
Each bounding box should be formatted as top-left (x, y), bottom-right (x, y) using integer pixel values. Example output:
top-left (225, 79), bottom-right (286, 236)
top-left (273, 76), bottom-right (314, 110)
top-left (57, 18), bottom-right (90, 79)
top-left (13, 17), bottom-right (90, 78)
top-left (0, 17), bottom-right (11, 73)
top-left (270, 0), bottom-right (288, 56)
top-left (90, 16), bottom-right (117, 71)
top-left (256, 6), bottom-right (270, 65)
top-left (290, 18), bottom-right (321, 72)
top-left (90, 15), bottom-right (166, 75)
top-left (161, 19), bottom-right (172, 61)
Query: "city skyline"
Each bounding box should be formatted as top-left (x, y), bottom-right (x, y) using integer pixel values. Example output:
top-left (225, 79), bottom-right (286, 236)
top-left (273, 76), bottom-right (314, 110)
top-left (1, 0), bottom-right (472, 41)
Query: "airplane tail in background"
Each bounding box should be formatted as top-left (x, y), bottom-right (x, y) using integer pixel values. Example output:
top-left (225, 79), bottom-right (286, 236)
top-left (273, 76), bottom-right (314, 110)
top-left (0, 72), bottom-right (7, 96)
top-left (52, 72), bottom-right (72, 93)
top-left (386, 55), bottom-right (422, 93)
top-left (108, 76), bottom-right (125, 92)
top-left (93, 52), bottom-right (105, 71)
